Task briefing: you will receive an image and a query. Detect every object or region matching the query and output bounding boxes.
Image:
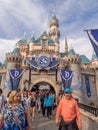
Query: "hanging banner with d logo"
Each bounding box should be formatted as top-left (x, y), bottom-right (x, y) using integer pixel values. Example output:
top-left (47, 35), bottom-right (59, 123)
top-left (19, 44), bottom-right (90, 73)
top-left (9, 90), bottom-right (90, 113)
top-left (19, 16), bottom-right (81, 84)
top-left (0, 74), bottom-right (2, 85)
top-left (9, 69), bottom-right (23, 90)
top-left (71, 74), bottom-right (81, 90)
top-left (51, 57), bottom-right (57, 71)
top-left (85, 75), bottom-right (91, 97)
top-left (61, 70), bottom-right (73, 89)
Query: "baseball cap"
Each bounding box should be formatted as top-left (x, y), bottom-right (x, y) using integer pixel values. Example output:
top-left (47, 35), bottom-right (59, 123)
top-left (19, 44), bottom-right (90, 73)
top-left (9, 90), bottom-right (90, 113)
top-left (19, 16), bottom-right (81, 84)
top-left (64, 88), bottom-right (72, 93)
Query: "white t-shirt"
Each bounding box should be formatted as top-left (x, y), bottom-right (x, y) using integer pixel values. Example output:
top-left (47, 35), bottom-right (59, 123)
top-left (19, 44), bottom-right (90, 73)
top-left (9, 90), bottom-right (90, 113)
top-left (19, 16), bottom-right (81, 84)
top-left (0, 95), bottom-right (6, 110)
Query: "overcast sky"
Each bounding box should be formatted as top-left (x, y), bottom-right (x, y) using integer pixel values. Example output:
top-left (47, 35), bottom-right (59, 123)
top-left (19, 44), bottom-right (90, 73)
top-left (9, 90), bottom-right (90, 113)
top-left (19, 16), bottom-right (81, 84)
top-left (0, 0), bottom-right (98, 62)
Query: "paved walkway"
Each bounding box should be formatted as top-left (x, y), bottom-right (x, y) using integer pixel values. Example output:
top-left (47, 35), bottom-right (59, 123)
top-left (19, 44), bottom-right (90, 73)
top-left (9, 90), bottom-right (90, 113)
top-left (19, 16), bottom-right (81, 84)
top-left (32, 110), bottom-right (58, 130)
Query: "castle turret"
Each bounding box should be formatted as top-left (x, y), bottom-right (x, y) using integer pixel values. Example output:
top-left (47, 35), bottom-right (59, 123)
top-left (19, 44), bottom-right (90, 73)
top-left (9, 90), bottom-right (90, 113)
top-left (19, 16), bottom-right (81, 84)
top-left (6, 48), bottom-right (22, 69)
top-left (68, 49), bottom-right (82, 102)
top-left (49, 14), bottom-right (60, 40)
top-left (16, 34), bottom-right (29, 58)
top-left (29, 33), bottom-right (35, 56)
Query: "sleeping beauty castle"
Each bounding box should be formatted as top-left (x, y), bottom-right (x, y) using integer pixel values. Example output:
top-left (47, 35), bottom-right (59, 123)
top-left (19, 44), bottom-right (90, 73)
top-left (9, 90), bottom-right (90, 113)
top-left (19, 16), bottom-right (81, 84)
top-left (0, 14), bottom-right (98, 106)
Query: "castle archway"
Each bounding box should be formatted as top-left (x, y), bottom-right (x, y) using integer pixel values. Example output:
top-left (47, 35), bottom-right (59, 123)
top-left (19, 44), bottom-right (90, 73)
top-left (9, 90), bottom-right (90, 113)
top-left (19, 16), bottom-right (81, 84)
top-left (30, 78), bottom-right (60, 97)
top-left (31, 82), bottom-right (55, 94)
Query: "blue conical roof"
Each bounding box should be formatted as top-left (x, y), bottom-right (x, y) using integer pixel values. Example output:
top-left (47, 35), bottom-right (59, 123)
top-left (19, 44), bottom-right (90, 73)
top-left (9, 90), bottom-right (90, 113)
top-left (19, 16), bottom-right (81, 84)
top-left (69, 48), bottom-right (76, 55)
top-left (80, 55), bottom-right (90, 64)
top-left (2, 60), bottom-right (7, 67)
top-left (17, 39), bottom-right (27, 44)
top-left (35, 31), bottom-right (54, 45)
top-left (17, 34), bottom-right (27, 44)
top-left (92, 53), bottom-right (97, 61)
top-left (13, 47), bottom-right (20, 54)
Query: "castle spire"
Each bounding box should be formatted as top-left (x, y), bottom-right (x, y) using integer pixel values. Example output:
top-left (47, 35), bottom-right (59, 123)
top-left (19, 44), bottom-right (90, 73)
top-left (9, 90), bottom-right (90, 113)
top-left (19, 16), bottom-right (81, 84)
top-left (48, 14), bottom-right (60, 40)
top-left (30, 32), bottom-right (35, 42)
top-left (22, 32), bottom-right (26, 40)
top-left (65, 38), bottom-right (68, 55)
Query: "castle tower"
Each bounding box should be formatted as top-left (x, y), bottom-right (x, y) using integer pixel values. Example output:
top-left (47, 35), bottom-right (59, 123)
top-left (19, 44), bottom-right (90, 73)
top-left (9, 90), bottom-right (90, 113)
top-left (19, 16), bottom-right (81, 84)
top-left (29, 33), bottom-right (35, 56)
top-left (4, 48), bottom-right (22, 90)
top-left (6, 48), bottom-right (22, 69)
top-left (91, 52), bottom-right (98, 95)
top-left (68, 51), bottom-right (83, 102)
top-left (16, 33), bottom-right (29, 58)
top-left (49, 14), bottom-right (60, 40)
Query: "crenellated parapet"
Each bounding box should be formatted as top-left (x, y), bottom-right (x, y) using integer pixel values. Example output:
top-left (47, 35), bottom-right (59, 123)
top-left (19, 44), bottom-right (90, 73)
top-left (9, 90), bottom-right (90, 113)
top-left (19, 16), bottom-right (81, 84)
top-left (67, 54), bottom-right (81, 64)
top-left (81, 64), bottom-right (91, 70)
top-left (91, 60), bottom-right (98, 69)
top-left (6, 52), bottom-right (22, 63)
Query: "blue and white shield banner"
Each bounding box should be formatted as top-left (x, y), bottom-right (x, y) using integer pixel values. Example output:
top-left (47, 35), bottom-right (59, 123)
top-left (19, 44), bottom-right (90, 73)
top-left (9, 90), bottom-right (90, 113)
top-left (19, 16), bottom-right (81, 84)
top-left (9, 69), bottom-right (23, 90)
top-left (85, 75), bottom-right (91, 97)
top-left (71, 74), bottom-right (81, 90)
top-left (51, 57), bottom-right (57, 71)
top-left (3, 80), bottom-right (11, 90)
top-left (61, 70), bottom-right (73, 89)
top-left (0, 74), bottom-right (2, 84)
top-left (86, 29), bottom-right (98, 59)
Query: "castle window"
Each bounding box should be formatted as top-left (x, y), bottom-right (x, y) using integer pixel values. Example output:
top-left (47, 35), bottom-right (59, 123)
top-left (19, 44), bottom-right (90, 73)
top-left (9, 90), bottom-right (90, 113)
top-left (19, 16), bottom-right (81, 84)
top-left (42, 40), bottom-right (46, 48)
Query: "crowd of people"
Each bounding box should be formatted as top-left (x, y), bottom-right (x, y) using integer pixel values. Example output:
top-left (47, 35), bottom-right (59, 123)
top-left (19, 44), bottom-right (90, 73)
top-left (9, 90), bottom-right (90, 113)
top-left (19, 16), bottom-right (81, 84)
top-left (0, 87), bottom-right (82, 130)
top-left (0, 88), bottom-right (56, 130)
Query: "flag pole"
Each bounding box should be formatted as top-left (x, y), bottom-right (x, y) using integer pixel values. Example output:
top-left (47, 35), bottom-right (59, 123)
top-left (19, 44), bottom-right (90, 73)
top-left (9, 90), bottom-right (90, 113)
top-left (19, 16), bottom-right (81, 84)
top-left (84, 29), bottom-right (91, 31)
top-left (84, 29), bottom-right (98, 31)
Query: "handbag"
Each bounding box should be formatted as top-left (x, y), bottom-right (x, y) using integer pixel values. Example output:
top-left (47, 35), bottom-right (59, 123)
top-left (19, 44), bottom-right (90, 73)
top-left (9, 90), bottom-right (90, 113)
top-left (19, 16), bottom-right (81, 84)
top-left (21, 101), bottom-right (28, 127)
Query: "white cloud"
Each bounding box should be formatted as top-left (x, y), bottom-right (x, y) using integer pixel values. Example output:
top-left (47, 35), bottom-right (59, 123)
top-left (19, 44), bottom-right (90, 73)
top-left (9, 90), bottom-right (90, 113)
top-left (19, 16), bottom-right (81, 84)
top-left (0, 38), bottom-right (19, 62)
top-left (0, 0), bottom-right (98, 61)
top-left (60, 37), bottom-right (93, 59)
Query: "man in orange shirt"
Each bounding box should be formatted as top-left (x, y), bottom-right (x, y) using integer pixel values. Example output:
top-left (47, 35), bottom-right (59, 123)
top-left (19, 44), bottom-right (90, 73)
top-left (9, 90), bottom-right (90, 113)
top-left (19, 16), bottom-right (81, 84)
top-left (56, 88), bottom-right (82, 130)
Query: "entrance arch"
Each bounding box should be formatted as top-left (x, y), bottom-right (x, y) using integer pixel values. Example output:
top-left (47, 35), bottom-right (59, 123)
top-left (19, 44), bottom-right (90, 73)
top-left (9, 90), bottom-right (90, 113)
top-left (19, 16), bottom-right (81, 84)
top-left (30, 78), bottom-right (59, 97)
top-left (32, 82), bottom-right (55, 93)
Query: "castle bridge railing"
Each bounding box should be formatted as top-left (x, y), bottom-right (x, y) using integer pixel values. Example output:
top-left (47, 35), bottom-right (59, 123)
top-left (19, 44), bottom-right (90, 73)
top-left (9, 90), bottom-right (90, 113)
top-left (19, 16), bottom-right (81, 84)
top-left (78, 103), bottom-right (98, 117)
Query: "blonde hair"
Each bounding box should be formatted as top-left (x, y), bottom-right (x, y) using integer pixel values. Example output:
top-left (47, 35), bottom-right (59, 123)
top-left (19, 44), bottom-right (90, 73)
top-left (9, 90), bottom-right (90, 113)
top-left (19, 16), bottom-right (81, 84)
top-left (8, 90), bottom-right (20, 104)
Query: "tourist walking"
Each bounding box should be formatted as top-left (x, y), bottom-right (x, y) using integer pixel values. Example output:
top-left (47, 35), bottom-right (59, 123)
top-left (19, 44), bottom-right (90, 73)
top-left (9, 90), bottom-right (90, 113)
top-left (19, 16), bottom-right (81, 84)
top-left (30, 92), bottom-right (36, 121)
top-left (0, 88), bottom-right (7, 112)
top-left (44, 92), bottom-right (53, 119)
top-left (40, 93), bottom-right (46, 117)
top-left (0, 90), bottom-right (32, 130)
top-left (56, 88), bottom-right (82, 130)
